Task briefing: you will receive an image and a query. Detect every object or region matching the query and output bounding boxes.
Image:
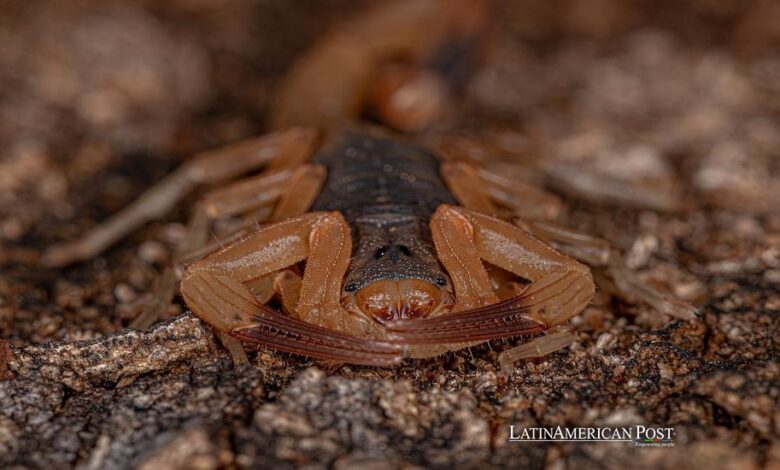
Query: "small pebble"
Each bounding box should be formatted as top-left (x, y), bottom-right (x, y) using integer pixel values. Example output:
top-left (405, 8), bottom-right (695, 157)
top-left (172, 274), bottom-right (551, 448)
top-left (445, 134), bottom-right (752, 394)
top-left (114, 283), bottom-right (137, 303)
top-left (138, 240), bottom-right (168, 264)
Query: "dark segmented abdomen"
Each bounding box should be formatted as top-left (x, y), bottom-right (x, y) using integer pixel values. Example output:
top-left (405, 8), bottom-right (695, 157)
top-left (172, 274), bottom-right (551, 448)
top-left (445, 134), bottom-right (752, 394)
top-left (310, 128), bottom-right (457, 221)
top-left (310, 128), bottom-right (455, 291)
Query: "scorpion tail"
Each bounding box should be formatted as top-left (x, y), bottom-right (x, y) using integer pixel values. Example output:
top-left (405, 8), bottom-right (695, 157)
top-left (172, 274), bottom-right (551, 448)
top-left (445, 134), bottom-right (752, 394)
top-left (270, 0), bottom-right (493, 133)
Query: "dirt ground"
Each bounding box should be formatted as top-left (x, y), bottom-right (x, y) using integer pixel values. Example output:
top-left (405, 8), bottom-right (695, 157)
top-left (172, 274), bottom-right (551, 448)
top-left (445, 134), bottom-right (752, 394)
top-left (1, 1), bottom-right (779, 468)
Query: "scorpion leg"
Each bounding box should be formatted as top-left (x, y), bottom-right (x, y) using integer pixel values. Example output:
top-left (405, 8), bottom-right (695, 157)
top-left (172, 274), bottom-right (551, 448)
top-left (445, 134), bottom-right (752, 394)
top-left (181, 212), bottom-right (402, 366)
top-left (437, 163), bottom-right (588, 362)
top-left (440, 162), bottom-right (496, 216)
top-left (42, 127), bottom-right (318, 267)
top-left (181, 162), bottom-right (324, 302)
top-left (476, 164), bottom-right (565, 221)
top-left (444, 161), bottom-right (697, 320)
top-left (131, 165), bottom-right (326, 366)
top-left (387, 206), bottom-right (594, 349)
top-left (129, 164), bottom-right (323, 331)
top-left (196, 177), bottom-right (313, 331)
top-left (274, 270), bottom-right (302, 316)
top-left (177, 167), bottom-right (295, 257)
top-left (525, 220), bottom-right (697, 320)
top-left (519, 220), bottom-right (613, 266)
top-left (147, 163), bottom-right (325, 361)
top-left (269, 164), bottom-right (327, 222)
top-left (438, 156), bottom-right (696, 364)
top-left (440, 163), bottom-right (534, 300)
top-left (160, 164), bottom-right (304, 354)
top-left (497, 324), bottom-right (577, 374)
top-left (441, 160), bottom-right (563, 221)
top-left (179, 163), bottom-right (326, 259)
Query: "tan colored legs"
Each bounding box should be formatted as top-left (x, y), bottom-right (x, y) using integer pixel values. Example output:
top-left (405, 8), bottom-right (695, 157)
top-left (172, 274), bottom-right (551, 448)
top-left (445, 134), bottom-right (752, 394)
top-left (497, 325), bottom-right (577, 374)
top-left (441, 157), bottom-right (697, 367)
top-left (476, 165), bottom-right (566, 221)
top-left (128, 166), bottom-right (300, 331)
top-left (181, 212), bottom-right (401, 366)
top-left (519, 219), bottom-right (612, 266)
top-left (274, 270), bottom-right (302, 316)
top-left (386, 205), bottom-right (593, 346)
top-left (171, 159), bottom-right (325, 267)
top-left (527, 221), bottom-right (697, 320)
top-left (464, 208), bottom-right (595, 325)
top-left (469, 205), bottom-right (595, 322)
top-left (128, 165), bottom-right (309, 354)
top-left (178, 163), bottom-right (326, 259)
top-left (443, 158), bottom-right (697, 320)
top-left (101, 132), bottom-right (325, 368)
top-left (128, 161), bottom-right (326, 332)
top-left (42, 127), bottom-right (318, 267)
top-left (440, 162), bottom-right (497, 216)
top-left (441, 161), bottom-right (565, 221)
top-left (176, 167), bottom-right (293, 259)
top-left (269, 164), bottom-right (327, 222)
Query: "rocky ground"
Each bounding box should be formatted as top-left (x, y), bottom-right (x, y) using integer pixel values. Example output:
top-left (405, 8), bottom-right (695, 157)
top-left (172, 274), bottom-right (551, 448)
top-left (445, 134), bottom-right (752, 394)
top-left (1, 1), bottom-right (779, 469)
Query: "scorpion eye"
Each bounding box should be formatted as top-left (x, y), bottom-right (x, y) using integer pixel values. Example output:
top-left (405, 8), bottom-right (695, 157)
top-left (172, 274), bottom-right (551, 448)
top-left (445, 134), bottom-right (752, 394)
top-left (435, 277), bottom-right (447, 286)
top-left (374, 246), bottom-right (388, 259)
top-left (398, 245), bottom-right (412, 257)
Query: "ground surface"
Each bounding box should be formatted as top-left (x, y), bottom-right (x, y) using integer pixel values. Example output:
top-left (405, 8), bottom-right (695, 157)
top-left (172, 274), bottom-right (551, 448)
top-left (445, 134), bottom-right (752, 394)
top-left (1, 1), bottom-right (779, 469)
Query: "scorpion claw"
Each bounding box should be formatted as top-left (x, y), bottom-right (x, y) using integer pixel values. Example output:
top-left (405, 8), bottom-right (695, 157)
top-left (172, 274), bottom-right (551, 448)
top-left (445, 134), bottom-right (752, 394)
top-left (384, 294), bottom-right (547, 344)
top-left (231, 306), bottom-right (403, 366)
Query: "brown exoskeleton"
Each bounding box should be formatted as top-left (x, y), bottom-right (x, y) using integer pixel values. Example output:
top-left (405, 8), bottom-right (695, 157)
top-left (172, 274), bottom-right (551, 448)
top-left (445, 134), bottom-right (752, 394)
top-left (174, 126), bottom-right (596, 366)
top-left (43, 0), bottom-right (695, 367)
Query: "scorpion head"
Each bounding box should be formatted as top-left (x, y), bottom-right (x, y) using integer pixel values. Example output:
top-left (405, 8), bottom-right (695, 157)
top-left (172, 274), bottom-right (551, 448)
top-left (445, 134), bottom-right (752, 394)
top-left (342, 220), bottom-right (454, 324)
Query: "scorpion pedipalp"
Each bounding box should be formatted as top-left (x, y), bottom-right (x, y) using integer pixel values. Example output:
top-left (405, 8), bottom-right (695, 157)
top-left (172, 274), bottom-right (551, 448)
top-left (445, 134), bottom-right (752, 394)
top-left (234, 305), bottom-right (403, 367)
top-left (385, 294), bottom-right (546, 344)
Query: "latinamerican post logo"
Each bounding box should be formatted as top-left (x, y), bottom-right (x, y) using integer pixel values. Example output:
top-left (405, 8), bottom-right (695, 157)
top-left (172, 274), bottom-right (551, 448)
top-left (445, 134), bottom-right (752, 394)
top-left (509, 425), bottom-right (675, 447)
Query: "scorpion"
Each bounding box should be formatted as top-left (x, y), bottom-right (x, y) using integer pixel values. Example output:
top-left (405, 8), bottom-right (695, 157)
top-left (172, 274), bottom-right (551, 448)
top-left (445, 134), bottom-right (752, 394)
top-left (42, 0), bottom-right (696, 368)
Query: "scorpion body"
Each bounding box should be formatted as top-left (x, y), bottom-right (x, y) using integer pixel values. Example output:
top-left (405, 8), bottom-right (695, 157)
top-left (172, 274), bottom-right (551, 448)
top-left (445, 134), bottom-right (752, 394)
top-left (44, 0), bottom-right (699, 367)
top-left (312, 129), bottom-right (455, 298)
